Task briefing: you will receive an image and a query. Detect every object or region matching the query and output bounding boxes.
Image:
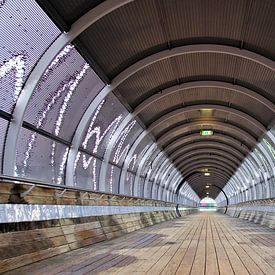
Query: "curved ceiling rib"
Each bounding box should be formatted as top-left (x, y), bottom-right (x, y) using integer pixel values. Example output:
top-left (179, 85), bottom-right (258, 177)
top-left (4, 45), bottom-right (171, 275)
top-left (181, 168), bottom-right (232, 181)
top-left (178, 159), bottom-right (237, 175)
top-left (69, 45), bottom-right (275, 186)
top-left (166, 137), bottom-right (248, 157)
top-left (149, 104), bottom-right (266, 134)
top-left (157, 121), bottom-right (258, 147)
top-left (168, 141), bottom-right (244, 161)
top-left (135, 81), bottom-right (275, 113)
top-left (173, 151), bottom-right (241, 169)
top-left (118, 105), bottom-right (263, 187)
top-left (178, 161), bottom-right (238, 184)
top-left (177, 159), bottom-right (248, 189)
top-left (187, 173), bottom-right (230, 188)
top-left (164, 133), bottom-right (250, 155)
top-left (174, 151), bottom-right (254, 181)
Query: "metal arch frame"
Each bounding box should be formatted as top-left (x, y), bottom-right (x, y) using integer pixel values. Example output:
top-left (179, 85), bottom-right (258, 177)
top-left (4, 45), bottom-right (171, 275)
top-left (133, 145), bottom-right (167, 195)
top-left (163, 170), bottom-right (180, 198)
top-left (142, 149), bottom-right (164, 198)
top-left (178, 161), bottom-right (236, 181)
top-left (164, 169), bottom-right (181, 202)
top-left (150, 159), bottom-right (172, 198)
top-left (169, 141), bottom-right (244, 162)
top-left (148, 158), bottom-right (184, 201)
top-left (174, 150), bottom-right (242, 170)
top-left (186, 172), bottom-right (231, 185)
top-left (134, 146), bottom-right (166, 196)
top-left (120, 105), bottom-right (264, 193)
top-left (181, 171), bottom-right (237, 191)
top-left (158, 121), bottom-right (257, 147)
top-left (135, 81), bottom-right (275, 114)
top-left (151, 158), bottom-right (172, 199)
top-left (149, 104), bottom-right (266, 134)
top-left (187, 175), bottom-right (230, 196)
top-left (120, 133), bottom-right (156, 193)
top-left (156, 163), bottom-right (177, 200)
top-left (175, 155), bottom-right (244, 184)
top-left (158, 162), bottom-right (176, 189)
top-left (170, 174), bottom-right (184, 203)
top-left (163, 165), bottom-right (182, 191)
top-left (169, 142), bottom-right (254, 182)
top-left (141, 152), bottom-right (173, 197)
top-left (3, 0), bottom-right (134, 176)
top-left (166, 174), bottom-right (182, 202)
top-left (165, 133), bottom-right (250, 155)
top-left (267, 127), bottom-right (275, 146)
top-left (84, 44), bottom-right (274, 189)
top-left (178, 159), bottom-right (236, 176)
top-left (250, 150), bottom-right (269, 179)
top-left (188, 174), bottom-right (234, 194)
top-left (151, 158), bottom-right (171, 187)
top-left (133, 136), bottom-right (254, 203)
top-left (151, 158), bottom-right (173, 193)
top-left (155, 120), bottom-right (265, 182)
top-left (101, 80), bottom-right (275, 189)
top-left (170, 172), bottom-right (182, 192)
top-left (176, 173), bottom-right (230, 198)
top-left (182, 167), bottom-right (232, 180)
top-left (258, 143), bottom-right (275, 176)
top-left (166, 130), bottom-right (261, 184)
top-left (261, 133), bottom-right (275, 175)
top-left (145, 151), bottom-right (173, 199)
top-left (175, 154), bottom-right (240, 174)
top-left (177, 160), bottom-right (244, 190)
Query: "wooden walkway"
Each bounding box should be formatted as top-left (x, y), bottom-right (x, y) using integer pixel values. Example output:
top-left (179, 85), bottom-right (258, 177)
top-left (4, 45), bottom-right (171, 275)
top-left (4, 212), bottom-right (275, 275)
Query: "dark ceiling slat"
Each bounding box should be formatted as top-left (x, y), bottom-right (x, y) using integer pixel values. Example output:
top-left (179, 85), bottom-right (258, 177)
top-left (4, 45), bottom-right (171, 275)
top-left (36, 0), bottom-right (71, 32)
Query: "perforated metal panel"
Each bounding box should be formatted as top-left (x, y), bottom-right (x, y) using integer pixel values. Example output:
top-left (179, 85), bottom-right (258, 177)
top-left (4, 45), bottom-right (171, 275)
top-left (147, 152), bottom-right (166, 179)
top-left (124, 170), bottom-right (135, 196)
top-left (141, 147), bottom-right (161, 178)
top-left (145, 180), bottom-right (153, 198)
top-left (0, 0), bottom-right (60, 113)
top-left (74, 152), bottom-right (102, 190)
top-left (24, 46), bottom-right (105, 141)
top-left (106, 164), bottom-right (121, 194)
top-left (81, 93), bottom-right (128, 157)
top-left (15, 127), bottom-right (68, 184)
top-left (127, 136), bottom-right (153, 173)
top-left (109, 120), bottom-right (143, 167)
top-left (0, 118), bottom-right (8, 174)
top-left (136, 177), bottom-right (145, 197)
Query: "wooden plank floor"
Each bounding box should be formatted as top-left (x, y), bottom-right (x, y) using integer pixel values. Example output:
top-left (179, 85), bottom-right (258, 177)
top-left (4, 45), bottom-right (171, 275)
top-left (4, 212), bottom-right (275, 275)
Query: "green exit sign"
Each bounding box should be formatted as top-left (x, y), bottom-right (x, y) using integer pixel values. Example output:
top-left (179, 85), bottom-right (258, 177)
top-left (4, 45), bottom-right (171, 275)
top-left (200, 130), bottom-right (213, 136)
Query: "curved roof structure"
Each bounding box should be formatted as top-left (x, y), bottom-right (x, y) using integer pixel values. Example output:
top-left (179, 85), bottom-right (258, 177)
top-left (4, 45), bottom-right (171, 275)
top-left (0, 0), bottom-right (275, 201)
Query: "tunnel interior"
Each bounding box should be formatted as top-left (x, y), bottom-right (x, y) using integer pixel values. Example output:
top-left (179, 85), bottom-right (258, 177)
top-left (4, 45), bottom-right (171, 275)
top-left (0, 0), bottom-right (275, 273)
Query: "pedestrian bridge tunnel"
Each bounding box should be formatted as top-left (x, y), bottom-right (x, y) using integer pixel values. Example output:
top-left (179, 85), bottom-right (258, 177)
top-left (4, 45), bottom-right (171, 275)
top-left (0, 0), bottom-right (275, 273)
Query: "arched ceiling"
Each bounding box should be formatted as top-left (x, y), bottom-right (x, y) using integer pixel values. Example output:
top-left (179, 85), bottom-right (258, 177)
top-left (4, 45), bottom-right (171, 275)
top-left (37, 0), bottom-right (275, 198)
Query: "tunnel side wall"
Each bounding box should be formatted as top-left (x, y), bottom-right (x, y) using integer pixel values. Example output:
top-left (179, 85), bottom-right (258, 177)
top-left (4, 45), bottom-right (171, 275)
top-left (218, 199), bottom-right (275, 230)
top-left (0, 181), bottom-right (197, 273)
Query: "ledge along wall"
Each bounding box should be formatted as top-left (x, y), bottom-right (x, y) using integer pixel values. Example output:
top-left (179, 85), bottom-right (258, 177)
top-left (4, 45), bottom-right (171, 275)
top-left (218, 199), bottom-right (275, 230)
top-left (0, 181), bottom-right (197, 273)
